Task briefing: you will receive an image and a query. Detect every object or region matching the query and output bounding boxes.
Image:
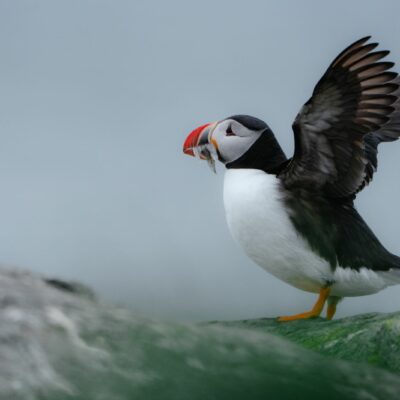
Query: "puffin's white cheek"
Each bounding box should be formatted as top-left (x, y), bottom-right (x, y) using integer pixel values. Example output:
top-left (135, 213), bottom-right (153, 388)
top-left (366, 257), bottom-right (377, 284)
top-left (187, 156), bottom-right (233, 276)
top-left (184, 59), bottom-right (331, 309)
top-left (219, 137), bottom-right (256, 164)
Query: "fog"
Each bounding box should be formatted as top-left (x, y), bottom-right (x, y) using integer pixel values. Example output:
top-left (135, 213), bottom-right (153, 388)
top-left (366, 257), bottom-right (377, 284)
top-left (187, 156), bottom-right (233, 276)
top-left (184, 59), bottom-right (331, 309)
top-left (0, 0), bottom-right (399, 321)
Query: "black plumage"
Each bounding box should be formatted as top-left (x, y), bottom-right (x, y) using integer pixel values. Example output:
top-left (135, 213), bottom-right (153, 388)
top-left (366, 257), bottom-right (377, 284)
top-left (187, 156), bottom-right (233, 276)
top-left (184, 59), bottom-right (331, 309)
top-left (279, 36), bottom-right (399, 198)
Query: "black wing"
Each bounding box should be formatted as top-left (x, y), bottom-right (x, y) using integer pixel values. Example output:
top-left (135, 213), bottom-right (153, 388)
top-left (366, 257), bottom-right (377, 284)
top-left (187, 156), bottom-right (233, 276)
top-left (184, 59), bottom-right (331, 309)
top-left (279, 36), bottom-right (399, 198)
top-left (356, 77), bottom-right (400, 194)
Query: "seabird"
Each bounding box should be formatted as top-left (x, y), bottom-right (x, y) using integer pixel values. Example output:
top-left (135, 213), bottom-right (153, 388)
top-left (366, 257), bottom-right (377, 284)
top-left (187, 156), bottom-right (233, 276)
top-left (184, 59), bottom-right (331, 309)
top-left (183, 37), bottom-right (400, 321)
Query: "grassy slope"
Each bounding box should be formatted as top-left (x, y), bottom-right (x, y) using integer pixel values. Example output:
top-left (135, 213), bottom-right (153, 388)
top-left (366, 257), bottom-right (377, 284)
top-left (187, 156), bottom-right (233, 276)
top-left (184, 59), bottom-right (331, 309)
top-left (219, 312), bottom-right (400, 373)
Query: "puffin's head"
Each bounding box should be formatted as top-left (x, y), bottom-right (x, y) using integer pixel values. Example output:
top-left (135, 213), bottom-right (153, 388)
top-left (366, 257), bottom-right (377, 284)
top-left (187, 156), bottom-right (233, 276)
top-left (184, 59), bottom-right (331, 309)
top-left (183, 115), bottom-right (269, 172)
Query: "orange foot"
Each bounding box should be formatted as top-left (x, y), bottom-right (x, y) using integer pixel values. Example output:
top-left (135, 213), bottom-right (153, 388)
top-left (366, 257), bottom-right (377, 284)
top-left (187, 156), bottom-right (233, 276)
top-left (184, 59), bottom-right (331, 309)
top-left (326, 296), bottom-right (341, 320)
top-left (278, 287), bottom-right (331, 322)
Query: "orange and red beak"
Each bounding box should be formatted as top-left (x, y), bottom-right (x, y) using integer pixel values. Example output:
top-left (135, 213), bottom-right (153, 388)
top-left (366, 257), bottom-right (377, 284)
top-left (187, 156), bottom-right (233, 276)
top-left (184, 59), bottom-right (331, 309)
top-left (183, 122), bottom-right (218, 172)
top-left (183, 122), bottom-right (217, 159)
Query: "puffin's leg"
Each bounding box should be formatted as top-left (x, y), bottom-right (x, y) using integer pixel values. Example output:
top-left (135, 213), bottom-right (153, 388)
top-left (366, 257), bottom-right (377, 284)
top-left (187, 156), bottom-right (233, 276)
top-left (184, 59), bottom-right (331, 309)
top-left (326, 296), bottom-right (342, 320)
top-left (278, 287), bottom-right (331, 322)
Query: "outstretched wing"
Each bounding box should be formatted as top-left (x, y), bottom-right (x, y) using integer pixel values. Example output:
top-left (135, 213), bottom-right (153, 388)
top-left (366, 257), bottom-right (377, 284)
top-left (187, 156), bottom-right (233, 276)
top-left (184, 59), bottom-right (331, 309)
top-left (279, 36), bottom-right (399, 198)
top-left (356, 77), bottom-right (400, 194)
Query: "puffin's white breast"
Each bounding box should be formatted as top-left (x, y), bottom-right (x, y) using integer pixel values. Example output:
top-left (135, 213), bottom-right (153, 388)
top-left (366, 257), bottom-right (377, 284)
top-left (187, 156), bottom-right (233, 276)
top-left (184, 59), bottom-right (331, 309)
top-left (222, 169), bottom-right (390, 296)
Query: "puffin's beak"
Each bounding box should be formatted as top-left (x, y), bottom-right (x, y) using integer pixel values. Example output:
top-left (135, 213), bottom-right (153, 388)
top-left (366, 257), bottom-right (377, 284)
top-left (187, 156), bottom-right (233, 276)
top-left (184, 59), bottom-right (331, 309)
top-left (183, 122), bottom-right (218, 172)
top-left (183, 122), bottom-right (217, 157)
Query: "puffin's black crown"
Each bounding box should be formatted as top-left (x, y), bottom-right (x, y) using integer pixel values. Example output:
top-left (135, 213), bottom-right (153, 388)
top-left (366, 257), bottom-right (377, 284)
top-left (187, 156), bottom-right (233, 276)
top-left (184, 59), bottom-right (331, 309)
top-left (225, 115), bottom-right (288, 174)
top-left (228, 115), bottom-right (268, 131)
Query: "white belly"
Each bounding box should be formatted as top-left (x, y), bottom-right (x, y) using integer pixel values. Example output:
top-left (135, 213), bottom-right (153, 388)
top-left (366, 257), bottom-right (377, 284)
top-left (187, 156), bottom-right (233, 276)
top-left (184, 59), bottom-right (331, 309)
top-left (223, 169), bottom-right (390, 296)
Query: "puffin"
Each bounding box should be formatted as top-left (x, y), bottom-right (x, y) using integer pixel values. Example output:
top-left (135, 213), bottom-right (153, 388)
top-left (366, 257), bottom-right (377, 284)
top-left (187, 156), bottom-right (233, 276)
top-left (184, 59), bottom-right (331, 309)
top-left (182, 37), bottom-right (400, 321)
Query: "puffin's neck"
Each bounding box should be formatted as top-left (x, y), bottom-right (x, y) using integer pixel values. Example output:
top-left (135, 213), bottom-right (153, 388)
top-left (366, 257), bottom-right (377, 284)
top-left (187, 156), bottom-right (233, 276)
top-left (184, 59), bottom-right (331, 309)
top-left (225, 130), bottom-right (288, 174)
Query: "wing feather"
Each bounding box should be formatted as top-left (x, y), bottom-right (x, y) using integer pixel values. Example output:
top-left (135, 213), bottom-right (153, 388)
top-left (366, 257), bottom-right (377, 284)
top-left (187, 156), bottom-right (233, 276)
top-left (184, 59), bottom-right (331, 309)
top-left (280, 37), bottom-right (399, 198)
top-left (354, 77), bottom-right (400, 193)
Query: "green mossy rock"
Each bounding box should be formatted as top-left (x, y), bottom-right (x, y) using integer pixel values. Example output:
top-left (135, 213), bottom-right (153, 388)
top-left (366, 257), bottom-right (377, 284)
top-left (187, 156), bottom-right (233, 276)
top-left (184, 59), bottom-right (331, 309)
top-left (223, 312), bottom-right (400, 373)
top-left (1, 269), bottom-right (400, 400)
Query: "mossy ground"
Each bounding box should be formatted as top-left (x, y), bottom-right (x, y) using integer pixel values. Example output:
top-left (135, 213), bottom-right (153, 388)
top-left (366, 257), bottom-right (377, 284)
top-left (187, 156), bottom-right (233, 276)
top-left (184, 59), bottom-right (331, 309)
top-left (219, 312), bottom-right (400, 373)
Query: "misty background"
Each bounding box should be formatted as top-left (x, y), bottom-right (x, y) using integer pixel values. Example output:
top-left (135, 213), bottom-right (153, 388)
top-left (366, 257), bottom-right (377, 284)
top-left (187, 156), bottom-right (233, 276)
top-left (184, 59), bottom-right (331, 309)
top-left (0, 0), bottom-right (399, 321)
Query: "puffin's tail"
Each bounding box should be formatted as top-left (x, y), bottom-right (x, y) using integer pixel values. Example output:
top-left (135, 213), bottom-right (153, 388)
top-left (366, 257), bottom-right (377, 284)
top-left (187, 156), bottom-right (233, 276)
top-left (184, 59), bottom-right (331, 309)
top-left (380, 253), bottom-right (400, 285)
top-left (380, 270), bottom-right (400, 285)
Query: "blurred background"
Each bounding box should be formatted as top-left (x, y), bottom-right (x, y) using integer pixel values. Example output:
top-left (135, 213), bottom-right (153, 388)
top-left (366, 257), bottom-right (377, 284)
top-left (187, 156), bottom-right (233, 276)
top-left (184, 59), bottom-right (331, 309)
top-left (0, 0), bottom-right (399, 321)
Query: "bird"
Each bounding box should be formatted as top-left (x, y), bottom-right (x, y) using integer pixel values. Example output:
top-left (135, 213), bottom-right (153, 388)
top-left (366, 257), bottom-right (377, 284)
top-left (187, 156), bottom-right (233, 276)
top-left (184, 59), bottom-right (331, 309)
top-left (182, 36), bottom-right (400, 321)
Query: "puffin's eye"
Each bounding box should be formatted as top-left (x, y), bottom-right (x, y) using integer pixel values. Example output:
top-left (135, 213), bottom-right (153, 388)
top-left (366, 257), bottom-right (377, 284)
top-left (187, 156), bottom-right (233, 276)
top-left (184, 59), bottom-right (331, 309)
top-left (226, 125), bottom-right (235, 136)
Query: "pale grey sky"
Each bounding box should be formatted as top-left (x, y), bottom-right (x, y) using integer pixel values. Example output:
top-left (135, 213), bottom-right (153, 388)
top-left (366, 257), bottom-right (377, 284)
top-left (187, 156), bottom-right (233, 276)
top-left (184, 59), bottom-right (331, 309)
top-left (0, 0), bottom-right (400, 320)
